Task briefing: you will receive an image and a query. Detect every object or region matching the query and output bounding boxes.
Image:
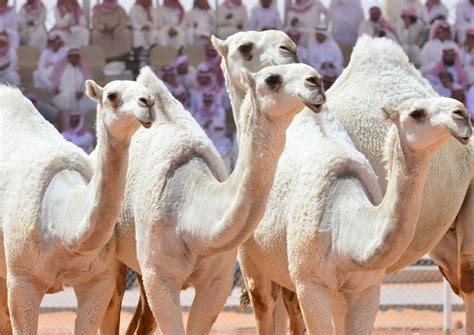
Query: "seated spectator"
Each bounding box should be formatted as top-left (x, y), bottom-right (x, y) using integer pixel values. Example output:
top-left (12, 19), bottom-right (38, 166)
top-left (455, 0), bottom-right (474, 44)
top-left (217, 0), bottom-right (248, 39)
top-left (431, 70), bottom-right (454, 97)
top-left (329, 0), bottom-right (364, 46)
top-left (91, 0), bottom-right (132, 62)
top-left (250, 0), bottom-right (282, 31)
top-left (286, 28), bottom-right (308, 64)
top-left (397, 7), bottom-right (424, 66)
top-left (199, 44), bottom-right (225, 86)
top-left (451, 83), bottom-right (467, 104)
top-left (0, 34), bottom-right (19, 86)
top-left (50, 48), bottom-right (95, 114)
top-left (129, 0), bottom-right (159, 51)
top-left (420, 0), bottom-right (448, 25)
top-left (359, 6), bottom-right (398, 42)
top-left (186, 0), bottom-right (216, 46)
top-left (26, 91), bottom-right (62, 129)
top-left (286, 0), bottom-right (330, 46)
top-left (308, 27), bottom-right (343, 76)
top-left (62, 112), bottom-right (94, 153)
top-left (175, 54), bottom-right (196, 91)
top-left (466, 85), bottom-right (474, 120)
top-left (157, 0), bottom-right (186, 49)
top-left (34, 32), bottom-right (68, 89)
top-left (461, 28), bottom-right (474, 84)
top-left (170, 85), bottom-right (190, 109)
top-left (159, 65), bottom-right (183, 92)
top-left (192, 91), bottom-right (225, 133)
top-left (420, 20), bottom-right (459, 74)
top-left (190, 63), bottom-right (224, 112)
top-left (0, 0), bottom-right (19, 48)
top-left (208, 119), bottom-right (234, 172)
top-left (53, 0), bottom-right (89, 47)
top-left (431, 47), bottom-right (468, 89)
top-left (19, 0), bottom-right (47, 48)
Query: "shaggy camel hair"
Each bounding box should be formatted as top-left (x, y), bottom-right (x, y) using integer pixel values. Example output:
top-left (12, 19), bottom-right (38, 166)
top-left (0, 81), bottom-right (155, 334)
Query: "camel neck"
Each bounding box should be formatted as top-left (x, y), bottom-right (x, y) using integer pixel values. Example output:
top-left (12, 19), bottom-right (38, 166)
top-left (223, 64), bottom-right (246, 142)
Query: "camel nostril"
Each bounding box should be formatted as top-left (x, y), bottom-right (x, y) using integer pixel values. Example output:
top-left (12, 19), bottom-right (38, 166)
top-left (305, 76), bottom-right (320, 88)
top-left (138, 97), bottom-right (153, 107)
top-left (453, 109), bottom-right (467, 119)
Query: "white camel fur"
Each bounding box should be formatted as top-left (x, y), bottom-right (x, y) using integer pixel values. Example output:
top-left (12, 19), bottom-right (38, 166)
top-left (209, 33), bottom-right (474, 333)
top-left (107, 60), bottom-right (325, 335)
top-left (0, 80), bottom-right (155, 334)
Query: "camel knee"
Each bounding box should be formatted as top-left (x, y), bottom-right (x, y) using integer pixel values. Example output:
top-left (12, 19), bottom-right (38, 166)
top-left (460, 261), bottom-right (474, 294)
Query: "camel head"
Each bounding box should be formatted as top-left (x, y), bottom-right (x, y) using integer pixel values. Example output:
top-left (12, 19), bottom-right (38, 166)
top-left (86, 79), bottom-right (155, 142)
top-left (241, 63), bottom-right (326, 120)
top-left (382, 97), bottom-right (472, 152)
top-left (211, 30), bottom-right (298, 92)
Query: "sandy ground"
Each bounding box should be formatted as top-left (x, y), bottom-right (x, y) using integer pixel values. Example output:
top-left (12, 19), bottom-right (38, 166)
top-left (37, 308), bottom-right (467, 335)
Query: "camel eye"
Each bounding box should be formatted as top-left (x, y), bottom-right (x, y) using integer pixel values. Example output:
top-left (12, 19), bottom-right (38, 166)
top-left (107, 92), bottom-right (118, 102)
top-left (238, 42), bottom-right (253, 61)
top-left (409, 109), bottom-right (426, 120)
top-left (265, 74), bottom-right (282, 91)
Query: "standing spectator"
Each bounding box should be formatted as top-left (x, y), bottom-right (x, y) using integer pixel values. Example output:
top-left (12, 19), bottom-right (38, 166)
top-left (308, 27), bottom-right (343, 76)
top-left (397, 7), bottom-right (424, 66)
top-left (19, 0), bottom-right (47, 48)
top-left (62, 113), bottom-right (94, 153)
top-left (34, 32), bottom-right (68, 89)
top-left (91, 0), bottom-right (131, 62)
top-left (359, 6), bottom-right (398, 41)
top-left (431, 47), bottom-right (468, 89)
top-left (461, 28), bottom-right (474, 84)
top-left (53, 0), bottom-right (89, 47)
top-left (186, 0), bottom-right (216, 46)
top-left (217, 0), bottom-right (248, 39)
top-left (175, 54), bottom-right (196, 91)
top-left (286, 0), bottom-right (330, 46)
top-left (0, 0), bottom-right (19, 48)
top-left (329, 0), bottom-right (364, 46)
top-left (250, 0), bottom-right (282, 31)
top-left (129, 0), bottom-right (160, 51)
top-left (157, 0), bottom-right (186, 49)
top-left (420, 0), bottom-right (448, 25)
top-left (208, 119), bottom-right (234, 172)
top-left (50, 48), bottom-right (95, 114)
top-left (456, 0), bottom-right (474, 44)
top-left (285, 28), bottom-right (308, 64)
top-left (0, 33), bottom-right (19, 86)
top-left (419, 20), bottom-right (458, 74)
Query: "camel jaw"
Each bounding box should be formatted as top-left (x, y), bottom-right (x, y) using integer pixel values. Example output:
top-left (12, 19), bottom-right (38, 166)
top-left (297, 94), bottom-right (325, 114)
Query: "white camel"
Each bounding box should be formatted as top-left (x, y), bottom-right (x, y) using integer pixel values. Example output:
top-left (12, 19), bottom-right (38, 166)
top-left (0, 80), bottom-right (155, 334)
top-left (107, 62), bottom-right (325, 335)
top-left (214, 33), bottom-right (474, 331)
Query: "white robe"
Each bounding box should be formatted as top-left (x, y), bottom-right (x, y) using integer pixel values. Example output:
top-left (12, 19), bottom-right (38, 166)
top-left (466, 85), bottom-right (474, 119)
top-left (217, 3), bottom-right (248, 39)
top-left (397, 19), bottom-right (424, 66)
top-left (33, 46), bottom-right (69, 89)
top-left (186, 8), bottom-right (216, 45)
top-left (286, 1), bottom-right (330, 46)
top-left (250, 5), bottom-right (282, 31)
top-left (0, 48), bottom-right (19, 86)
top-left (156, 6), bottom-right (186, 49)
top-left (0, 9), bottom-right (19, 48)
top-left (52, 64), bottom-right (95, 114)
top-left (419, 39), bottom-right (459, 75)
top-left (420, 3), bottom-right (448, 24)
top-left (455, 1), bottom-right (474, 44)
top-left (53, 8), bottom-right (90, 47)
top-left (329, 0), bottom-right (364, 45)
top-left (461, 46), bottom-right (474, 84)
top-left (19, 6), bottom-right (47, 48)
top-left (129, 5), bottom-right (160, 49)
top-left (308, 38), bottom-right (343, 75)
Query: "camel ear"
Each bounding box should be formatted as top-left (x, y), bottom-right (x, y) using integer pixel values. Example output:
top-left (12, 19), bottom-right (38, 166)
top-left (137, 66), bottom-right (169, 98)
top-left (86, 80), bottom-right (103, 102)
top-left (211, 35), bottom-right (228, 58)
top-left (240, 68), bottom-right (255, 90)
top-left (381, 105), bottom-right (400, 123)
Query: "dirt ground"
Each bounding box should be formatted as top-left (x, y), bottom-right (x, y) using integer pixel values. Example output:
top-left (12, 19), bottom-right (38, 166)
top-left (38, 309), bottom-right (467, 334)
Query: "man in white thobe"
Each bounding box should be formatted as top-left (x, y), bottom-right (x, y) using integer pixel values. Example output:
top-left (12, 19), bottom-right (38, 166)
top-left (308, 27), bottom-right (343, 76)
top-left (455, 0), bottom-right (474, 44)
top-left (250, 0), bottom-right (282, 31)
top-left (329, 0), bottom-right (364, 46)
top-left (359, 6), bottom-right (398, 42)
top-left (217, 0), bottom-right (248, 39)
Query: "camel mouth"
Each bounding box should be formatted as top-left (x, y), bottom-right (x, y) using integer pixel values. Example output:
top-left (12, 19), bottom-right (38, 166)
top-left (297, 94), bottom-right (324, 113)
top-left (139, 120), bottom-right (153, 129)
top-left (447, 128), bottom-right (471, 145)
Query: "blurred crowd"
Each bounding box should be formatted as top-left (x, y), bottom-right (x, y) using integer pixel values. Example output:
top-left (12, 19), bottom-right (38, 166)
top-left (0, 0), bottom-right (473, 170)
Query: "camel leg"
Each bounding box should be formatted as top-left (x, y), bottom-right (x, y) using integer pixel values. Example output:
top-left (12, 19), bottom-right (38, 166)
top-left (141, 269), bottom-right (185, 335)
top-left (281, 287), bottom-right (305, 335)
top-left (0, 277), bottom-right (12, 335)
top-left (74, 273), bottom-right (116, 335)
top-left (7, 273), bottom-right (46, 335)
top-left (342, 286), bottom-right (380, 335)
top-left (294, 280), bottom-right (334, 335)
top-left (125, 273), bottom-right (157, 335)
top-left (186, 267), bottom-right (234, 335)
top-left (100, 261), bottom-right (127, 335)
top-left (239, 252), bottom-right (282, 335)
